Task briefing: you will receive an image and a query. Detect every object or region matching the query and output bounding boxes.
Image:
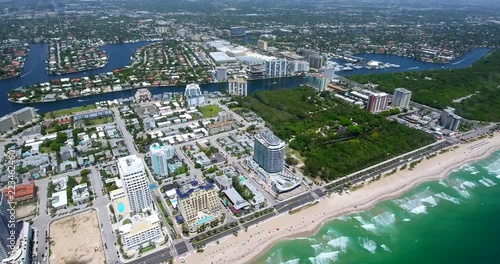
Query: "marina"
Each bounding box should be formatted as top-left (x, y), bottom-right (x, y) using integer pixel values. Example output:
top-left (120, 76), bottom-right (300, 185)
top-left (0, 44), bottom-right (493, 117)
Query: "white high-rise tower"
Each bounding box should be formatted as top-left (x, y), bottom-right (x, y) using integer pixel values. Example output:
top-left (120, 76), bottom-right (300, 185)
top-left (118, 155), bottom-right (153, 213)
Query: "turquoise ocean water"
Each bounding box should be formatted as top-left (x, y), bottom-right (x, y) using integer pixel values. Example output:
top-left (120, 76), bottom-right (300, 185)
top-left (257, 151), bottom-right (500, 264)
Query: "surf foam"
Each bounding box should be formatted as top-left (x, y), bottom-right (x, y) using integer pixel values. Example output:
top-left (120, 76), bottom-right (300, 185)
top-left (308, 251), bottom-right (340, 264)
top-left (359, 237), bottom-right (377, 254)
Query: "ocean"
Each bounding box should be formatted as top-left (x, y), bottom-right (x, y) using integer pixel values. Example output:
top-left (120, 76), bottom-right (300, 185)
top-left (257, 151), bottom-right (500, 264)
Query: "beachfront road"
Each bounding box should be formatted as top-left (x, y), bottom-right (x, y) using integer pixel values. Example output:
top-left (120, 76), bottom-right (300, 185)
top-left (275, 192), bottom-right (316, 214)
top-left (127, 250), bottom-right (171, 264)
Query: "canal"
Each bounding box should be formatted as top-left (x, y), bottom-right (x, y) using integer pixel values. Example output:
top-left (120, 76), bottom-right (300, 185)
top-left (0, 42), bottom-right (493, 116)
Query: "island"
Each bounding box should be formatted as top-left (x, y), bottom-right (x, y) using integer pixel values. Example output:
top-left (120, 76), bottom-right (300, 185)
top-left (47, 39), bottom-right (108, 75)
top-left (0, 42), bottom-right (29, 80)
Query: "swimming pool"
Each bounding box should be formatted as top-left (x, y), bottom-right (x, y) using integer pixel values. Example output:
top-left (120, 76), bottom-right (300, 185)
top-left (239, 176), bottom-right (246, 183)
top-left (196, 215), bottom-right (214, 226)
top-left (117, 202), bottom-right (125, 213)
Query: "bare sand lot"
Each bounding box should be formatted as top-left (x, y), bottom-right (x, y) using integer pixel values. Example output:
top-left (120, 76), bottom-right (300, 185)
top-left (15, 202), bottom-right (37, 219)
top-left (49, 209), bottom-right (105, 264)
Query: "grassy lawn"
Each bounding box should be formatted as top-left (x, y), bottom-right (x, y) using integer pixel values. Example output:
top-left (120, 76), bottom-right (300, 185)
top-left (86, 116), bottom-right (114, 125)
top-left (198, 105), bottom-right (221, 118)
top-left (45, 104), bottom-right (96, 119)
top-left (139, 245), bottom-right (156, 254)
top-left (40, 146), bottom-right (54, 153)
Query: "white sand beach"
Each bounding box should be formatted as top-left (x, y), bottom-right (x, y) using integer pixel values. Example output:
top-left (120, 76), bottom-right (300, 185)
top-left (176, 133), bottom-right (500, 264)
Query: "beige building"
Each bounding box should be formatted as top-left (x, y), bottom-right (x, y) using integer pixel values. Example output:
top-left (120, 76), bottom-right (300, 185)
top-left (119, 213), bottom-right (164, 250)
top-left (257, 39), bottom-right (268, 51)
top-left (177, 183), bottom-right (221, 231)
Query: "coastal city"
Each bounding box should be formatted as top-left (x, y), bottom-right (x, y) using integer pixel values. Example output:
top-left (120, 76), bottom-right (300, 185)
top-left (1, 1), bottom-right (500, 264)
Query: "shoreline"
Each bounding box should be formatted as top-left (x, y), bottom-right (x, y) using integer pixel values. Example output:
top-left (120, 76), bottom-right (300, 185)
top-left (176, 134), bottom-right (500, 264)
top-left (247, 138), bottom-right (500, 264)
top-left (7, 76), bottom-right (298, 105)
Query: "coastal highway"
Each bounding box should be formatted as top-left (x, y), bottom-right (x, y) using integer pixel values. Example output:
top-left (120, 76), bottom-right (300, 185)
top-left (275, 192), bottom-right (316, 214)
top-left (127, 250), bottom-right (171, 264)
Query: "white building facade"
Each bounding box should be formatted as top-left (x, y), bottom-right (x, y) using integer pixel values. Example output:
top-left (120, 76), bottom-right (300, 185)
top-left (228, 78), bottom-right (248, 97)
top-left (392, 88), bottom-right (412, 109)
top-left (118, 155), bottom-right (153, 213)
top-left (184, 84), bottom-right (205, 107)
top-left (265, 59), bottom-right (288, 78)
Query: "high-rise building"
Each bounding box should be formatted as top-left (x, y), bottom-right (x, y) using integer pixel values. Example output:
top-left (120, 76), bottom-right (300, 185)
top-left (0, 116), bottom-right (15, 134)
top-left (306, 73), bottom-right (328, 92)
top-left (257, 40), bottom-right (268, 51)
top-left (253, 129), bottom-right (286, 173)
top-left (184, 83), bottom-right (205, 107)
top-left (265, 59), bottom-right (288, 78)
top-left (392, 88), bottom-right (412, 109)
top-left (250, 65), bottom-right (265, 79)
top-left (319, 67), bottom-right (336, 81)
top-left (177, 182), bottom-right (220, 229)
top-left (150, 143), bottom-right (175, 177)
top-left (135, 88), bottom-right (152, 103)
top-left (308, 55), bottom-right (324, 69)
top-left (0, 107), bottom-right (37, 134)
top-left (440, 107), bottom-right (462, 132)
top-left (367, 93), bottom-right (389, 113)
top-left (0, 192), bottom-right (12, 259)
top-left (1, 221), bottom-right (32, 264)
top-left (215, 67), bottom-right (227, 81)
top-left (230, 26), bottom-right (246, 37)
top-left (118, 155), bottom-right (153, 213)
top-left (288, 60), bottom-right (310, 75)
top-left (217, 111), bottom-right (233, 123)
top-left (228, 78), bottom-right (248, 97)
top-left (11, 107), bottom-right (36, 126)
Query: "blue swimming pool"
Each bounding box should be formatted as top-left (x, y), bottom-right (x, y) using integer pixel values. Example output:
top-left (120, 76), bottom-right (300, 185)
top-left (117, 202), bottom-right (125, 213)
top-left (196, 215), bottom-right (214, 226)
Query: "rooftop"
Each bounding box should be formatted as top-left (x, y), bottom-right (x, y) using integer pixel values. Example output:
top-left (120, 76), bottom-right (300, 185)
top-left (2, 180), bottom-right (35, 201)
top-left (395, 87), bottom-right (412, 93)
top-left (224, 188), bottom-right (250, 210)
top-left (176, 181), bottom-right (215, 199)
top-left (118, 155), bottom-right (144, 174)
top-left (52, 190), bottom-right (68, 208)
top-left (257, 128), bottom-right (282, 146)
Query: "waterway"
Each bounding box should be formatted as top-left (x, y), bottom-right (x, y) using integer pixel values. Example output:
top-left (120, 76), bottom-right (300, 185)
top-left (0, 42), bottom-right (492, 117)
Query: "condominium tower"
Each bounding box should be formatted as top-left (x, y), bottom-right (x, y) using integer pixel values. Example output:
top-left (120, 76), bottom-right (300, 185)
top-left (367, 93), bottom-right (389, 113)
top-left (150, 143), bottom-right (175, 177)
top-left (265, 59), bottom-right (288, 78)
top-left (228, 78), bottom-right (248, 97)
top-left (118, 155), bottom-right (153, 213)
top-left (253, 129), bottom-right (286, 173)
top-left (392, 88), bottom-right (412, 109)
